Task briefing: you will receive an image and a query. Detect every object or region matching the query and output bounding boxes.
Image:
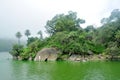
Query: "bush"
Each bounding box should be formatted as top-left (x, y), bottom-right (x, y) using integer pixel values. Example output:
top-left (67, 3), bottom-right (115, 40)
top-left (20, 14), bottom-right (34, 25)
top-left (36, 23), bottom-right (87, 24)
top-left (9, 44), bottom-right (24, 59)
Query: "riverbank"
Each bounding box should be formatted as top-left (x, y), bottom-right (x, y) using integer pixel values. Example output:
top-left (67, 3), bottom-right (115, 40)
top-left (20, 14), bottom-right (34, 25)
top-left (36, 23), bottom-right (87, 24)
top-left (56, 54), bottom-right (120, 62)
top-left (12, 48), bottom-right (120, 62)
top-left (16, 53), bottom-right (120, 62)
top-left (67, 54), bottom-right (107, 62)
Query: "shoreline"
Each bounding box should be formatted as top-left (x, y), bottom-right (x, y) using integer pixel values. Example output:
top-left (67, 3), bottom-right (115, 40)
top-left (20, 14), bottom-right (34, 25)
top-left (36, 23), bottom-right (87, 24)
top-left (15, 53), bottom-right (120, 62)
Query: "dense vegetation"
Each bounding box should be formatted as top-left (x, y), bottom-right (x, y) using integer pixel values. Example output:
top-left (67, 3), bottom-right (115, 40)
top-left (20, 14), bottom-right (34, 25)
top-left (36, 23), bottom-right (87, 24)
top-left (10, 9), bottom-right (120, 60)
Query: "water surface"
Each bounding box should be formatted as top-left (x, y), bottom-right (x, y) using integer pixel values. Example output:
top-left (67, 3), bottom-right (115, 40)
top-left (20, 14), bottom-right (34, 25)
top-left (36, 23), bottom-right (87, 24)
top-left (0, 52), bottom-right (120, 80)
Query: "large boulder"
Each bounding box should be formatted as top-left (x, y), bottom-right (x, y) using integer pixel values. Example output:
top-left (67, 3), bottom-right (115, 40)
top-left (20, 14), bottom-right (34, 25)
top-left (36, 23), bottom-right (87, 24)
top-left (34, 48), bottom-right (59, 61)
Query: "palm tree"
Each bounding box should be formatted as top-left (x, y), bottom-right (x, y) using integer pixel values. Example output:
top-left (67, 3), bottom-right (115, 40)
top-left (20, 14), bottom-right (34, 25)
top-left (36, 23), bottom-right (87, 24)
top-left (37, 30), bottom-right (43, 40)
top-left (16, 32), bottom-right (22, 45)
top-left (25, 29), bottom-right (31, 39)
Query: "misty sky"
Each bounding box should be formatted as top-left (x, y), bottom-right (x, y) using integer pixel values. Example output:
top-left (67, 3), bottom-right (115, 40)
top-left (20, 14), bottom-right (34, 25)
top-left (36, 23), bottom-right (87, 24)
top-left (0, 0), bottom-right (120, 40)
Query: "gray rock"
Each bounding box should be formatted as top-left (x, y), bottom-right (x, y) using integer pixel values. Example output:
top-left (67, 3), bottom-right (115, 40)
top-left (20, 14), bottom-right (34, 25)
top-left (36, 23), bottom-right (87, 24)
top-left (34, 48), bottom-right (59, 61)
top-left (68, 54), bottom-right (81, 61)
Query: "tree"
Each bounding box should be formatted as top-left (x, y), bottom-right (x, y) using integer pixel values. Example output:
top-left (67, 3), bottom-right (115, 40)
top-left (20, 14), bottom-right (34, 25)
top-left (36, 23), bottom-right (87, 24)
top-left (9, 44), bottom-right (24, 59)
top-left (115, 30), bottom-right (120, 38)
top-left (37, 30), bottom-right (43, 40)
top-left (16, 32), bottom-right (22, 45)
top-left (45, 11), bottom-right (85, 35)
top-left (27, 37), bottom-right (38, 46)
top-left (25, 29), bottom-right (31, 39)
top-left (46, 31), bottom-right (95, 57)
top-left (101, 9), bottom-right (120, 24)
top-left (109, 9), bottom-right (120, 21)
top-left (96, 9), bottom-right (120, 46)
top-left (115, 30), bottom-right (120, 46)
top-left (85, 25), bottom-right (96, 41)
top-left (106, 42), bottom-right (120, 60)
top-left (85, 25), bottom-right (95, 32)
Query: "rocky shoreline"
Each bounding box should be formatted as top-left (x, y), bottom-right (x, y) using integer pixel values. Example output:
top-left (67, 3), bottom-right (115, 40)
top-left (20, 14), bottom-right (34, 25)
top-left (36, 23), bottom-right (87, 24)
top-left (33, 48), bottom-right (118, 62)
top-left (13, 48), bottom-right (120, 62)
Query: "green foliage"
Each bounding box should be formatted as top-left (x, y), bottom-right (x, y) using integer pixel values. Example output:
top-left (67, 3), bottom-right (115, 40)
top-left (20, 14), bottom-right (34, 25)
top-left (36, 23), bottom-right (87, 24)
top-left (27, 37), bottom-right (39, 46)
top-left (90, 43), bottom-right (105, 54)
top-left (20, 47), bottom-right (36, 60)
top-left (46, 31), bottom-right (99, 56)
top-left (20, 39), bottom-right (47, 60)
top-left (95, 9), bottom-right (120, 47)
top-left (20, 48), bottom-right (30, 60)
top-left (9, 44), bottom-right (24, 58)
top-left (105, 42), bottom-right (120, 60)
top-left (28, 40), bottom-right (39, 53)
top-left (115, 30), bottom-right (120, 40)
top-left (45, 11), bottom-right (85, 35)
top-left (85, 25), bottom-right (95, 32)
top-left (115, 30), bottom-right (120, 45)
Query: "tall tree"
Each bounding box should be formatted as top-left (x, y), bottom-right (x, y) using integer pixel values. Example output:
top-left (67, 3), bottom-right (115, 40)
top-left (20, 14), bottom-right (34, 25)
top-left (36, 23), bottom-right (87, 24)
top-left (37, 30), bottom-right (43, 40)
top-left (101, 9), bottom-right (120, 24)
top-left (16, 32), bottom-right (22, 45)
top-left (45, 11), bottom-right (85, 35)
top-left (25, 29), bottom-right (31, 39)
top-left (85, 25), bottom-right (95, 32)
top-left (9, 44), bottom-right (23, 59)
top-left (97, 9), bottom-right (120, 46)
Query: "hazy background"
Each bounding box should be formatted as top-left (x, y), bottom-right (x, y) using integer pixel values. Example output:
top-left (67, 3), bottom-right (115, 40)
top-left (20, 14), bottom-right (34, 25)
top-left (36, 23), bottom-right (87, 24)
top-left (0, 0), bottom-right (120, 40)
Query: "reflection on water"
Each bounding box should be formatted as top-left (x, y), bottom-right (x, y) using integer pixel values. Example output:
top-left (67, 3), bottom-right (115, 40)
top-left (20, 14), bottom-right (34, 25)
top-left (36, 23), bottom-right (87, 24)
top-left (0, 52), bottom-right (120, 80)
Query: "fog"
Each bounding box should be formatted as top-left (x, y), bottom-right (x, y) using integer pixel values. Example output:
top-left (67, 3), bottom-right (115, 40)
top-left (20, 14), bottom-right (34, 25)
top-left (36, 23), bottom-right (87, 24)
top-left (0, 0), bottom-right (120, 40)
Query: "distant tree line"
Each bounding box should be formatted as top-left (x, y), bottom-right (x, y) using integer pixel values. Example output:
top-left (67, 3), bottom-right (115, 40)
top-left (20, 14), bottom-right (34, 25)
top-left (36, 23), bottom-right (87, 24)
top-left (0, 39), bottom-right (15, 52)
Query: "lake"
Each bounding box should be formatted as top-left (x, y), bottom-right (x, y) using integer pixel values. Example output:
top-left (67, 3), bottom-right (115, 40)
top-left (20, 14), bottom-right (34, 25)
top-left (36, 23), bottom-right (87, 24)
top-left (0, 52), bottom-right (120, 80)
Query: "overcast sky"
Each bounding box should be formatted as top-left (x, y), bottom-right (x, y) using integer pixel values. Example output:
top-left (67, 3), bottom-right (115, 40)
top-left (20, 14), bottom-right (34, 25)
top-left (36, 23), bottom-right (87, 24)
top-left (0, 0), bottom-right (120, 40)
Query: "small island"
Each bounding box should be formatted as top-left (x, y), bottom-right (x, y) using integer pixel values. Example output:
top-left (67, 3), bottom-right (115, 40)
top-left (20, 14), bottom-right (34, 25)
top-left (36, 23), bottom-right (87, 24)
top-left (10, 9), bottom-right (120, 61)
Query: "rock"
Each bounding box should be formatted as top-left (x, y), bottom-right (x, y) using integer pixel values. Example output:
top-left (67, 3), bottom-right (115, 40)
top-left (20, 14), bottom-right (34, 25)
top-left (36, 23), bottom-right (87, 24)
top-left (34, 48), bottom-right (59, 61)
top-left (18, 56), bottom-right (22, 60)
top-left (69, 55), bottom-right (76, 61)
top-left (76, 58), bottom-right (81, 61)
top-left (87, 50), bottom-right (93, 55)
top-left (29, 57), bottom-right (32, 61)
top-left (82, 59), bottom-right (87, 62)
top-left (68, 54), bottom-right (81, 61)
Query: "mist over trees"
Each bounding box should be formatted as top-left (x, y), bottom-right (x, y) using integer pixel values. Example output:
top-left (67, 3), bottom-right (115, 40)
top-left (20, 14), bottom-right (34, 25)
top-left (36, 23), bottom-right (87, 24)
top-left (16, 32), bottom-right (22, 45)
top-left (25, 29), bottom-right (31, 39)
top-left (0, 39), bottom-right (15, 52)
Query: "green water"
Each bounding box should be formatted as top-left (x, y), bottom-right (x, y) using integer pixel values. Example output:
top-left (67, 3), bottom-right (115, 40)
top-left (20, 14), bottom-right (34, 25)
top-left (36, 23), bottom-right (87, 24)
top-left (0, 52), bottom-right (120, 80)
